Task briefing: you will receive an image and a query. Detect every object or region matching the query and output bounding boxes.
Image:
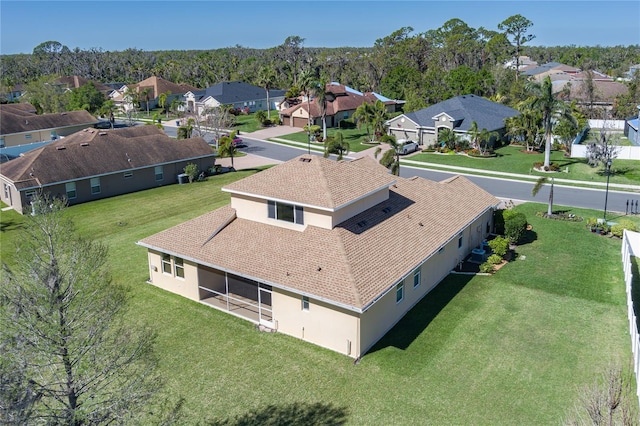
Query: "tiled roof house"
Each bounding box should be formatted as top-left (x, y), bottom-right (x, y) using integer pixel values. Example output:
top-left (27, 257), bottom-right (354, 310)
top-left (386, 94), bottom-right (519, 147)
top-left (110, 76), bottom-right (199, 112)
top-left (0, 103), bottom-right (98, 152)
top-left (0, 125), bottom-right (216, 214)
top-left (279, 82), bottom-right (403, 129)
top-left (184, 81), bottom-right (287, 116)
top-left (138, 154), bottom-right (499, 358)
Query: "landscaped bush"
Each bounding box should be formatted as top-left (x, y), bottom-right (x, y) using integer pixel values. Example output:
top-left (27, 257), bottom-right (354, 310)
top-left (611, 219), bottom-right (638, 238)
top-left (487, 254), bottom-right (503, 265)
top-left (503, 210), bottom-right (528, 244)
top-left (494, 209), bottom-right (505, 235)
top-left (479, 262), bottom-right (495, 273)
top-left (183, 163), bottom-right (199, 183)
top-left (488, 236), bottom-right (509, 257)
top-left (532, 161), bottom-right (561, 172)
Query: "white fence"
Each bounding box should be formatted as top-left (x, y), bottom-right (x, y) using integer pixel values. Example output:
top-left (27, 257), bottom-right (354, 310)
top-left (588, 119), bottom-right (626, 130)
top-left (572, 144), bottom-right (640, 160)
top-left (621, 229), bottom-right (640, 406)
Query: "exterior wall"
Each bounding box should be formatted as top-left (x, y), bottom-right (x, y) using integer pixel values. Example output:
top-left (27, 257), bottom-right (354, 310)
top-left (146, 250), bottom-right (200, 300)
top-left (3, 156), bottom-right (216, 214)
top-left (230, 188), bottom-right (390, 230)
top-left (331, 189), bottom-right (389, 226)
top-left (359, 208), bottom-right (494, 356)
top-left (272, 288), bottom-right (360, 357)
top-left (2, 123), bottom-right (96, 148)
top-left (0, 178), bottom-right (25, 214)
top-left (388, 117), bottom-right (419, 143)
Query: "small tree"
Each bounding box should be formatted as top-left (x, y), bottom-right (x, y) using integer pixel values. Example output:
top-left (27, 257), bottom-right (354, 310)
top-left (217, 135), bottom-right (237, 170)
top-left (503, 210), bottom-right (527, 244)
top-left (323, 132), bottom-right (350, 160)
top-left (586, 126), bottom-right (620, 168)
top-left (183, 163), bottom-right (199, 183)
top-left (488, 236), bottom-right (509, 257)
top-left (375, 134), bottom-right (402, 176)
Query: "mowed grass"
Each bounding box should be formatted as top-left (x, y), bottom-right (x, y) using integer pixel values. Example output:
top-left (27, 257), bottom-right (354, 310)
top-left (0, 177), bottom-right (635, 424)
top-left (276, 127), bottom-right (376, 153)
top-left (410, 145), bottom-right (640, 186)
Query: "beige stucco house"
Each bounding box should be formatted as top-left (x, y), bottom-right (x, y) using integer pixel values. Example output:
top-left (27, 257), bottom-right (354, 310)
top-left (138, 154), bottom-right (499, 358)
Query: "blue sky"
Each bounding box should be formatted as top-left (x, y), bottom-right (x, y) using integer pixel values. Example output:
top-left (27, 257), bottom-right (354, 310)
top-left (1, 1), bottom-right (639, 54)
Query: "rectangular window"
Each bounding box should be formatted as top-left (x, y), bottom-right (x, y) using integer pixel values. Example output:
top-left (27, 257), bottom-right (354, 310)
top-left (25, 134), bottom-right (32, 140)
top-left (174, 257), bottom-right (184, 278)
top-left (458, 233), bottom-right (463, 249)
top-left (90, 177), bottom-right (101, 194)
top-left (162, 254), bottom-right (172, 274)
top-left (65, 182), bottom-right (76, 199)
top-left (123, 171), bottom-right (133, 179)
top-left (396, 282), bottom-right (404, 303)
top-left (268, 200), bottom-right (303, 225)
top-left (155, 166), bottom-right (164, 181)
top-left (25, 190), bottom-right (36, 198)
top-left (3, 184), bottom-right (9, 199)
top-left (302, 296), bottom-right (309, 311)
top-left (413, 268), bottom-right (421, 288)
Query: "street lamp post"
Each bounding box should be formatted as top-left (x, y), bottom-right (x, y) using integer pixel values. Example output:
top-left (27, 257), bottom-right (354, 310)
top-left (603, 159), bottom-right (612, 220)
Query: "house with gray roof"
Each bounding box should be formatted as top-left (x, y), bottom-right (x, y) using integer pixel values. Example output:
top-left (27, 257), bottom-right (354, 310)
top-left (138, 154), bottom-right (499, 358)
top-left (184, 81), bottom-right (286, 116)
top-left (386, 94), bottom-right (520, 147)
top-left (0, 126), bottom-right (215, 214)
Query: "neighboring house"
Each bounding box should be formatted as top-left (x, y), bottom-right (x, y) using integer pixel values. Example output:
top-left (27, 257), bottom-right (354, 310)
top-left (624, 105), bottom-right (640, 145)
top-left (0, 103), bottom-right (97, 151)
top-left (111, 76), bottom-right (199, 112)
top-left (54, 76), bottom-right (113, 97)
top-left (503, 55), bottom-right (538, 72)
top-left (137, 154), bottom-right (499, 358)
top-left (386, 94), bottom-right (520, 146)
top-left (550, 70), bottom-right (627, 110)
top-left (0, 83), bottom-right (24, 102)
top-left (522, 62), bottom-right (581, 81)
top-left (279, 82), bottom-right (404, 129)
top-left (0, 125), bottom-right (215, 214)
top-left (626, 64), bottom-right (640, 79)
top-left (184, 81), bottom-right (287, 116)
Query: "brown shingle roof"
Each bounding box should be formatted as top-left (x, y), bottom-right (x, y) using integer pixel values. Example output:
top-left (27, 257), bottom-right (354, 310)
top-left (55, 76), bottom-right (113, 94)
top-left (140, 157), bottom-right (499, 311)
top-left (1, 126), bottom-right (214, 188)
top-left (0, 108), bottom-right (97, 135)
top-left (132, 76), bottom-right (199, 99)
top-left (223, 154), bottom-right (396, 210)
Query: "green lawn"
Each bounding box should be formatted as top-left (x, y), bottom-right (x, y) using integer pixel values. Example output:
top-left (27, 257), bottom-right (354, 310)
top-left (275, 127), bottom-right (378, 153)
top-left (410, 145), bottom-right (640, 186)
top-left (0, 178), bottom-right (636, 424)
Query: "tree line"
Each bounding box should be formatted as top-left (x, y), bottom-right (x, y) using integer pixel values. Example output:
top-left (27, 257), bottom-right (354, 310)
top-left (1, 16), bottom-right (639, 118)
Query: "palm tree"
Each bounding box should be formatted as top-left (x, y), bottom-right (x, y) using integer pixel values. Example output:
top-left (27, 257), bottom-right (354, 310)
top-left (139, 87), bottom-right (152, 117)
top-left (532, 176), bottom-right (554, 216)
top-left (158, 91), bottom-right (171, 119)
top-left (257, 66), bottom-right (276, 118)
top-left (218, 133), bottom-right (237, 170)
top-left (177, 117), bottom-right (195, 139)
top-left (312, 78), bottom-right (331, 140)
top-left (524, 76), bottom-right (575, 168)
top-left (323, 132), bottom-right (350, 160)
top-left (298, 69), bottom-right (315, 134)
top-left (506, 108), bottom-right (542, 152)
top-left (375, 134), bottom-right (401, 176)
top-left (354, 102), bottom-right (374, 142)
top-left (477, 128), bottom-right (499, 156)
top-left (370, 100), bottom-right (389, 139)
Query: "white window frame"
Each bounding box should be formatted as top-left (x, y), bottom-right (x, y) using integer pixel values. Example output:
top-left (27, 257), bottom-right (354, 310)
top-left (302, 296), bottom-right (309, 311)
top-left (396, 282), bottom-right (404, 304)
top-left (155, 165), bottom-right (164, 181)
top-left (161, 254), bottom-right (172, 274)
top-left (174, 257), bottom-right (185, 279)
top-left (413, 268), bottom-right (421, 288)
top-left (90, 177), bottom-right (101, 194)
top-left (65, 182), bottom-right (77, 199)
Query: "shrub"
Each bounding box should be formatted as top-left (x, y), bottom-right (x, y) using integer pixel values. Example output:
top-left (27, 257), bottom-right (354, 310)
top-left (487, 254), bottom-right (503, 265)
top-left (503, 210), bottom-right (527, 244)
top-left (611, 219), bottom-right (638, 238)
top-left (183, 163), bottom-right (199, 183)
top-left (479, 262), bottom-right (495, 273)
top-left (488, 236), bottom-right (509, 257)
top-left (494, 210), bottom-right (505, 235)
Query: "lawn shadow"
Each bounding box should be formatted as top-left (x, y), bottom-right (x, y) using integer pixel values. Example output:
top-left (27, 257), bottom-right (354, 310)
top-left (517, 229), bottom-right (537, 246)
top-left (207, 402), bottom-right (349, 426)
top-left (0, 218), bottom-right (25, 233)
top-left (366, 273), bottom-right (475, 354)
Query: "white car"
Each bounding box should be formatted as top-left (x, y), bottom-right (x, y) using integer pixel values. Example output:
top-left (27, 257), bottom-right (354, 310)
top-left (396, 139), bottom-right (419, 155)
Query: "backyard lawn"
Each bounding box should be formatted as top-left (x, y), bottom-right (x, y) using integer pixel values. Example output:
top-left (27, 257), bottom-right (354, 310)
top-left (0, 175), bottom-right (636, 424)
top-left (410, 144), bottom-right (640, 186)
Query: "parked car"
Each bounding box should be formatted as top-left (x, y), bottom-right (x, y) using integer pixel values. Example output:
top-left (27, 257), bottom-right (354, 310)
top-left (396, 139), bottom-right (419, 155)
top-left (212, 134), bottom-right (245, 148)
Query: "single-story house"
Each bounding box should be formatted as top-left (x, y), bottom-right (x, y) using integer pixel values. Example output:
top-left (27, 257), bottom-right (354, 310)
top-left (386, 94), bottom-right (520, 146)
top-left (110, 76), bottom-right (199, 112)
top-left (0, 84), bottom-right (24, 102)
top-left (137, 154), bottom-right (499, 358)
top-left (0, 103), bottom-right (98, 150)
top-left (184, 81), bottom-right (287, 116)
top-left (624, 106), bottom-right (640, 145)
top-left (522, 62), bottom-right (581, 81)
top-left (0, 125), bottom-right (215, 214)
top-left (279, 82), bottom-right (404, 129)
